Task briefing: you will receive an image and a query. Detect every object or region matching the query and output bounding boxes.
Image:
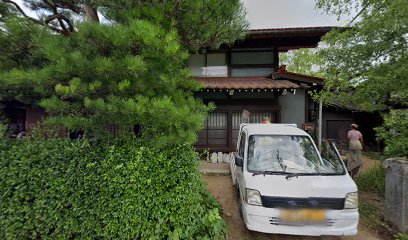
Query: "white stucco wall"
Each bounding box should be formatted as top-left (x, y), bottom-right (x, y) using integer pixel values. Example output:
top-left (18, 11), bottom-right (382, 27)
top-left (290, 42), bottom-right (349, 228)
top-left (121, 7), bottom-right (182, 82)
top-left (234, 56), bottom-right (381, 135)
top-left (278, 89), bottom-right (306, 127)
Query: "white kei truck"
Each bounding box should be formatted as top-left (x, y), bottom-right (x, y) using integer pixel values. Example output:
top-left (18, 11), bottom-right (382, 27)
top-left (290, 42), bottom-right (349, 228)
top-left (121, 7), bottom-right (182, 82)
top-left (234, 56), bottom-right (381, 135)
top-left (230, 124), bottom-right (358, 236)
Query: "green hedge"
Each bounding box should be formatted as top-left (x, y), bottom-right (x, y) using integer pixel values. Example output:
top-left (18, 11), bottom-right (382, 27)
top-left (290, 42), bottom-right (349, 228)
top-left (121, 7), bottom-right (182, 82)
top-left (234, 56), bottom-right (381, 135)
top-left (0, 139), bottom-right (227, 239)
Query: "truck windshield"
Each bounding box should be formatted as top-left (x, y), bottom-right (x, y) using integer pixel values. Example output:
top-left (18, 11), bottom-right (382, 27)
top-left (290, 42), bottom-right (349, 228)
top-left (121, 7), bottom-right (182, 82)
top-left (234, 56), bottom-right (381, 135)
top-left (247, 135), bottom-right (344, 175)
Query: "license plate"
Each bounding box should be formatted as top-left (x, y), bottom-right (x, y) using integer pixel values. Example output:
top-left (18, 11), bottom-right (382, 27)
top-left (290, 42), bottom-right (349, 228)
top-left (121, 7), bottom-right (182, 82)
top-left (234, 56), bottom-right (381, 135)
top-left (280, 209), bottom-right (326, 223)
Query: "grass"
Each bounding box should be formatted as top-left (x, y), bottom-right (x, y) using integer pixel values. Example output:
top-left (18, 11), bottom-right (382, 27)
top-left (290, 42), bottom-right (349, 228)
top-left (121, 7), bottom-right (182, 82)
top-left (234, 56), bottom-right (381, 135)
top-left (364, 151), bottom-right (388, 161)
top-left (357, 163), bottom-right (397, 239)
top-left (359, 195), bottom-right (395, 239)
top-left (359, 201), bottom-right (384, 230)
top-left (356, 164), bottom-right (386, 195)
top-left (397, 233), bottom-right (408, 240)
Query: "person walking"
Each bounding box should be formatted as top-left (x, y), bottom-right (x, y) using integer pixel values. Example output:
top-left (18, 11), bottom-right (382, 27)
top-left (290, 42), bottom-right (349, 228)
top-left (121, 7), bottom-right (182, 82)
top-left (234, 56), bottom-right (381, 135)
top-left (347, 124), bottom-right (364, 179)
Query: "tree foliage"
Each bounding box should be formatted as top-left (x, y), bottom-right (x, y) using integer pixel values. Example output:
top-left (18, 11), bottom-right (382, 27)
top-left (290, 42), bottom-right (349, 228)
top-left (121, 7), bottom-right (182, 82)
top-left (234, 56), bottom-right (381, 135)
top-left (0, 18), bottom-right (45, 104)
top-left (316, 0), bottom-right (408, 110)
top-left (0, 0), bottom-right (247, 144)
top-left (375, 110), bottom-right (408, 157)
top-left (1, 0), bottom-right (247, 49)
top-left (315, 0), bottom-right (408, 156)
top-left (279, 48), bottom-right (326, 78)
top-left (33, 20), bottom-right (210, 144)
top-left (94, 0), bottom-right (248, 50)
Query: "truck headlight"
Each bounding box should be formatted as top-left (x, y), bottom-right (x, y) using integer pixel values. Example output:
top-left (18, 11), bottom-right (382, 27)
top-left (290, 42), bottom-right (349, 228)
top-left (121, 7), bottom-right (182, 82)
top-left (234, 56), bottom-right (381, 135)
top-left (344, 192), bottom-right (358, 209)
top-left (246, 189), bottom-right (262, 206)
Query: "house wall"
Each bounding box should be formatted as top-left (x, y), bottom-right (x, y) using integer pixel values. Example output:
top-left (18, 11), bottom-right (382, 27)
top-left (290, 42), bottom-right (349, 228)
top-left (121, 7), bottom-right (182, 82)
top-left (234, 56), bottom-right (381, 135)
top-left (25, 107), bottom-right (45, 131)
top-left (4, 105), bottom-right (26, 134)
top-left (278, 89), bottom-right (306, 127)
top-left (231, 68), bottom-right (274, 77)
top-left (322, 107), bottom-right (382, 150)
top-left (2, 104), bottom-right (45, 135)
top-left (195, 92), bottom-right (281, 152)
top-left (322, 109), bottom-right (354, 141)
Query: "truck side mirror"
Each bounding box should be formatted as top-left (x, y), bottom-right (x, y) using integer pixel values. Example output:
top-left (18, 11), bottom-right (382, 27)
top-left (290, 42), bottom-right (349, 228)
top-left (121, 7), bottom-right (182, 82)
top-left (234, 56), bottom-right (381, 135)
top-left (235, 155), bottom-right (243, 167)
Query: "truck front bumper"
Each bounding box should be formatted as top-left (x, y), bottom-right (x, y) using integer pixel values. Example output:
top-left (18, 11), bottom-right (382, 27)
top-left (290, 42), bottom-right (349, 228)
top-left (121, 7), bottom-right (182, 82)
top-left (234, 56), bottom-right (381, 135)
top-left (242, 203), bottom-right (358, 236)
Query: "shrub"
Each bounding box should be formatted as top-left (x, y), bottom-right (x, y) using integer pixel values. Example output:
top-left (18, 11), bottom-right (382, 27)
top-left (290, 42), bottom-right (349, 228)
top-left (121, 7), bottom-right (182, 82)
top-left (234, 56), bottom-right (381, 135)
top-left (356, 165), bottom-right (385, 195)
top-left (0, 122), bottom-right (6, 137)
top-left (0, 139), bottom-right (227, 239)
top-left (397, 233), bottom-right (408, 240)
top-left (376, 109), bottom-right (408, 158)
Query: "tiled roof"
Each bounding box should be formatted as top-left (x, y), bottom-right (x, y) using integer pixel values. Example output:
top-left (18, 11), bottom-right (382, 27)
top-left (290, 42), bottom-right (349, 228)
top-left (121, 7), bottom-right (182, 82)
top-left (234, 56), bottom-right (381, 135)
top-left (271, 66), bottom-right (325, 85)
top-left (194, 77), bottom-right (300, 90)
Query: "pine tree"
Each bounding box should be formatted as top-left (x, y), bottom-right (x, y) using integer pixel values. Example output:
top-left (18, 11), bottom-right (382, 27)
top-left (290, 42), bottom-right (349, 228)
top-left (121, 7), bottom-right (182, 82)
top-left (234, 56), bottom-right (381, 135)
top-left (0, 0), bottom-right (247, 145)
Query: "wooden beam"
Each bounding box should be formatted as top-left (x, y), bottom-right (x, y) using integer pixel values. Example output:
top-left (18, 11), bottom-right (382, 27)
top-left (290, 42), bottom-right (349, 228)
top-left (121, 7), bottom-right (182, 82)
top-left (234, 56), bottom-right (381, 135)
top-left (227, 111), bottom-right (232, 149)
top-left (226, 48), bottom-right (231, 77)
top-left (274, 48), bottom-right (279, 71)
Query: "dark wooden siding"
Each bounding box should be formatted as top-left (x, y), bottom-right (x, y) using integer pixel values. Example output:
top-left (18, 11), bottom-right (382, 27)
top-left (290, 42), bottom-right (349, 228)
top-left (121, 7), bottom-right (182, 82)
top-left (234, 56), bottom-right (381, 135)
top-left (195, 102), bottom-right (280, 152)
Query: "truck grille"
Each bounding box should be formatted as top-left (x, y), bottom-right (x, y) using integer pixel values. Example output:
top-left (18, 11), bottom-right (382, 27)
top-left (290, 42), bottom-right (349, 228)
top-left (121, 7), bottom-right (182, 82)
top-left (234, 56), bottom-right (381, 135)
top-left (269, 217), bottom-right (336, 226)
top-left (261, 196), bottom-right (345, 210)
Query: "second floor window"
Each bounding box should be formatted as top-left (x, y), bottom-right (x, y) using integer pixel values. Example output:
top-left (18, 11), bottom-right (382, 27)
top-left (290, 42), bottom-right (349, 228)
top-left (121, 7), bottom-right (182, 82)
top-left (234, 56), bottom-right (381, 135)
top-left (188, 52), bottom-right (227, 77)
top-left (230, 50), bottom-right (275, 77)
top-left (188, 49), bottom-right (276, 77)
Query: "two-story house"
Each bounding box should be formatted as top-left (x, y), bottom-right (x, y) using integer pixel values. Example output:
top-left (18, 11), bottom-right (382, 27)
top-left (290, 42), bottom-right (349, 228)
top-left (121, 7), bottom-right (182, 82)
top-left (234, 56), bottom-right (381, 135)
top-left (3, 27), bottom-right (340, 148)
top-left (191, 27), bottom-right (333, 152)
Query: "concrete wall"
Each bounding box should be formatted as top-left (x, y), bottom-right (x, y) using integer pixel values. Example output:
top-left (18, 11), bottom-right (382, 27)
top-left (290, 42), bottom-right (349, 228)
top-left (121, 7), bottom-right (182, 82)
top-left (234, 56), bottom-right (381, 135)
top-left (278, 89), bottom-right (306, 127)
top-left (385, 158), bottom-right (408, 232)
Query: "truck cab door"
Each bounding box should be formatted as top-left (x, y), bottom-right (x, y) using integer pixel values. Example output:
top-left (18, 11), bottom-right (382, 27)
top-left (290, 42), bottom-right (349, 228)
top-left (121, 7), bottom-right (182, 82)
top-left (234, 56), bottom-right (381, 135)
top-left (235, 131), bottom-right (246, 201)
top-left (321, 140), bottom-right (347, 172)
top-left (231, 130), bottom-right (246, 187)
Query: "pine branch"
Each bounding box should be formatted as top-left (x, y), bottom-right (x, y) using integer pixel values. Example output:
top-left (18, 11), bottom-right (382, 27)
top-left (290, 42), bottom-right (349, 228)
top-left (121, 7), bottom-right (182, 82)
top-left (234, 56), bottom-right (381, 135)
top-left (2, 0), bottom-right (37, 21)
top-left (348, 4), bottom-right (368, 25)
top-left (1, 0), bottom-right (63, 34)
top-left (45, 13), bottom-right (74, 32)
top-left (42, 0), bottom-right (74, 35)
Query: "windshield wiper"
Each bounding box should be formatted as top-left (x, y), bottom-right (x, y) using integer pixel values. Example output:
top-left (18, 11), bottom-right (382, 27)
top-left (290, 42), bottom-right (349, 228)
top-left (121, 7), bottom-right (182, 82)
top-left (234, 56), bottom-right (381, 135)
top-left (285, 172), bottom-right (316, 180)
top-left (252, 171), bottom-right (291, 176)
top-left (315, 172), bottom-right (345, 176)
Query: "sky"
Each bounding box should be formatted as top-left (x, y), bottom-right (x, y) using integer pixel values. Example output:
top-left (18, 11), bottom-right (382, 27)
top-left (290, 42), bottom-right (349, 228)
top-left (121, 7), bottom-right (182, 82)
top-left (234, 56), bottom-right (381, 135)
top-left (243, 0), bottom-right (349, 29)
top-left (15, 0), bottom-right (351, 29)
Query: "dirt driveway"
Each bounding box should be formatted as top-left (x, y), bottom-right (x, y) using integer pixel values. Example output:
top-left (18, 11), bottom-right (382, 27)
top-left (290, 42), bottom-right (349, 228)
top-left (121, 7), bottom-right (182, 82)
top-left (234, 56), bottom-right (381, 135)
top-left (202, 175), bottom-right (382, 240)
